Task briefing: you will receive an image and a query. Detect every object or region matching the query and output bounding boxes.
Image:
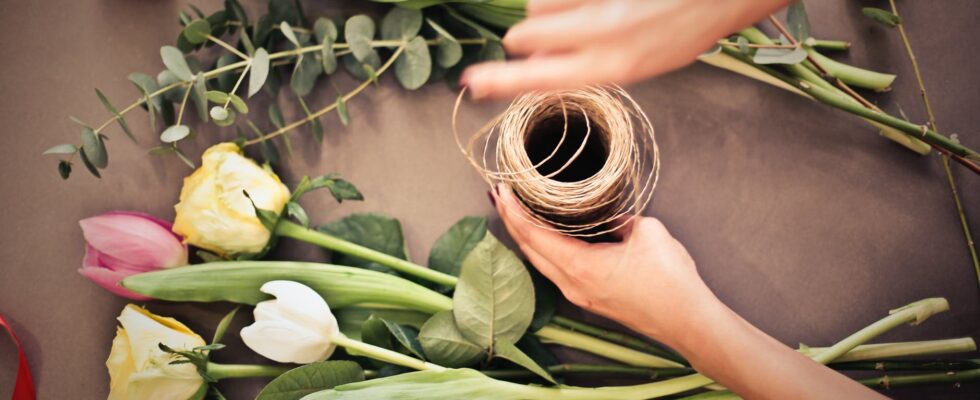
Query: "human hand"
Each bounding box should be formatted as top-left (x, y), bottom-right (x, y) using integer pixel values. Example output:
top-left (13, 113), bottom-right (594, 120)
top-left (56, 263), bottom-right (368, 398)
top-left (492, 183), bottom-right (718, 346)
top-left (461, 0), bottom-right (790, 99)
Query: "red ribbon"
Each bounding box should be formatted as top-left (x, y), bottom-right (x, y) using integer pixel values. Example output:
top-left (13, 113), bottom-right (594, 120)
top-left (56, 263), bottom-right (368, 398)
top-left (0, 313), bottom-right (35, 400)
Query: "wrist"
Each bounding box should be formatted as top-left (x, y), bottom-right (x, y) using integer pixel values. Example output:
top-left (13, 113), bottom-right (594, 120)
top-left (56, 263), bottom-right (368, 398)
top-left (634, 282), bottom-right (732, 353)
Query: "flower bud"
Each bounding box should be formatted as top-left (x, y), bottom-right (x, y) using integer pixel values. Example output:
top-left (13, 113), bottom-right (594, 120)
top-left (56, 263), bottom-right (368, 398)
top-left (240, 280), bottom-right (340, 364)
top-left (173, 143), bottom-right (290, 256)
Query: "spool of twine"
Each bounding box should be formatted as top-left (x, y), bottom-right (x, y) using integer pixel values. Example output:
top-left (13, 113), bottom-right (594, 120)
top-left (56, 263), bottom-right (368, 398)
top-left (453, 85), bottom-right (659, 237)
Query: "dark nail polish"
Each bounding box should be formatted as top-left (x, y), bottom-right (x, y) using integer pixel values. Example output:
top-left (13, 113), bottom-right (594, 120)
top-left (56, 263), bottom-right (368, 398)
top-left (487, 190), bottom-right (497, 207)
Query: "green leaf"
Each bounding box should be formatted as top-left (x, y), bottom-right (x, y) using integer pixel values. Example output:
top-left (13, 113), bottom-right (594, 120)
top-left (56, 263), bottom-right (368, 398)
top-left (280, 21), bottom-right (300, 47)
top-left (479, 41), bottom-right (505, 62)
top-left (174, 146), bottom-right (196, 168)
top-left (444, 6), bottom-right (501, 42)
top-left (418, 311), bottom-right (485, 368)
top-left (255, 361), bottom-right (364, 400)
top-left (249, 48), bottom-right (271, 98)
top-left (528, 266), bottom-right (558, 332)
top-left (157, 70), bottom-right (186, 103)
top-left (736, 36), bottom-right (749, 55)
top-left (382, 320), bottom-right (426, 360)
top-left (753, 47), bottom-right (807, 65)
top-left (361, 315), bottom-right (394, 351)
top-left (428, 216), bottom-right (487, 277)
top-left (161, 46), bottom-right (194, 81)
top-left (324, 178), bottom-right (363, 202)
top-left (297, 96), bottom-right (323, 142)
top-left (95, 89), bottom-right (136, 142)
top-left (128, 72), bottom-right (161, 130)
top-left (336, 95), bottom-right (350, 126)
top-left (212, 307), bottom-right (239, 344)
top-left (291, 52), bottom-right (323, 97)
top-left (269, 103), bottom-right (285, 128)
top-left (516, 335), bottom-right (560, 372)
top-left (381, 7), bottom-right (423, 40)
top-left (493, 337), bottom-right (556, 384)
top-left (342, 53), bottom-right (382, 81)
top-left (453, 233), bottom-right (535, 350)
top-left (345, 15), bottom-right (377, 63)
top-left (286, 201), bottom-right (309, 227)
top-left (395, 36), bottom-right (431, 90)
top-left (320, 36), bottom-right (338, 74)
top-left (161, 125), bottom-right (191, 143)
top-left (81, 127), bottom-right (107, 168)
top-left (243, 190), bottom-right (282, 232)
top-left (213, 55), bottom-right (238, 93)
top-left (427, 19), bottom-right (462, 69)
top-left (79, 148), bottom-right (101, 178)
top-left (225, 0), bottom-right (249, 27)
top-left (786, 1), bottom-right (810, 41)
top-left (206, 90), bottom-right (248, 114)
top-left (862, 7), bottom-right (901, 28)
top-left (182, 19), bottom-right (212, 45)
top-left (43, 144), bottom-right (78, 155)
top-left (314, 17), bottom-right (338, 42)
top-left (317, 213), bottom-right (406, 274)
top-left (214, 109), bottom-right (237, 126)
top-left (191, 73), bottom-right (209, 122)
top-left (210, 106), bottom-right (229, 121)
top-left (206, 10), bottom-right (228, 38)
top-left (58, 160), bottom-right (72, 179)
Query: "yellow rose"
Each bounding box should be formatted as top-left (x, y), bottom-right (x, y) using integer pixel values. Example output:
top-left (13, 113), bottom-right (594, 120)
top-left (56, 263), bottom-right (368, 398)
top-left (173, 143), bottom-right (290, 256)
top-left (107, 305), bottom-right (206, 400)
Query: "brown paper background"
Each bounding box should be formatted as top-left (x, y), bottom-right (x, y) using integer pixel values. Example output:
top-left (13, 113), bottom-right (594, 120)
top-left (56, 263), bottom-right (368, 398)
top-left (0, 1), bottom-right (977, 398)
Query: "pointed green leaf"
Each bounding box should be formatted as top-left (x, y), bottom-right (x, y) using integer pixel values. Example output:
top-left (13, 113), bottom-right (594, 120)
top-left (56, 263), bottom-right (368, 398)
top-left (428, 216), bottom-right (487, 277)
top-left (81, 127), bottom-right (107, 168)
top-left (96, 89), bottom-right (136, 142)
top-left (361, 315), bottom-right (395, 351)
top-left (286, 201), bottom-right (309, 227)
top-left (381, 7), bottom-right (422, 40)
top-left (444, 6), bottom-right (500, 41)
top-left (225, 0), bottom-right (249, 27)
top-left (336, 95), bottom-right (350, 126)
top-left (268, 103), bottom-right (285, 128)
top-left (317, 213), bottom-right (406, 274)
top-left (453, 233), bottom-right (535, 350)
top-left (383, 320), bottom-right (426, 360)
top-left (493, 337), bottom-right (556, 384)
top-left (243, 190), bottom-right (281, 231)
top-left (43, 144), bottom-right (78, 155)
top-left (161, 125), bottom-right (191, 143)
top-left (255, 361), bottom-right (364, 400)
top-left (418, 311), bottom-right (485, 368)
top-left (129, 72), bottom-right (161, 130)
top-left (249, 48), bottom-right (271, 98)
top-left (280, 21), bottom-right (300, 47)
top-left (786, 1), bottom-right (810, 41)
top-left (161, 45), bottom-right (194, 81)
top-left (395, 36), bottom-right (431, 90)
top-left (325, 178), bottom-right (362, 202)
top-left (79, 148), bottom-right (101, 178)
top-left (862, 7), bottom-right (901, 28)
top-left (212, 307), bottom-right (239, 344)
top-left (182, 19), bottom-right (212, 45)
top-left (174, 146), bottom-right (196, 168)
top-left (57, 160), bottom-right (72, 179)
top-left (342, 53), bottom-right (381, 81)
top-left (297, 96), bottom-right (323, 142)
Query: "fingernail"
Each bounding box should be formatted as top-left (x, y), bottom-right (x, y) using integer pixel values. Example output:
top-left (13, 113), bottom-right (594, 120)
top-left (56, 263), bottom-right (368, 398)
top-left (487, 190), bottom-right (497, 207)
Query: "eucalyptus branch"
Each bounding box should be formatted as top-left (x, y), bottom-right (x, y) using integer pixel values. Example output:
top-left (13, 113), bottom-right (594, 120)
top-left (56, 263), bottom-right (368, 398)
top-left (207, 34), bottom-right (249, 59)
top-left (887, 0), bottom-right (980, 287)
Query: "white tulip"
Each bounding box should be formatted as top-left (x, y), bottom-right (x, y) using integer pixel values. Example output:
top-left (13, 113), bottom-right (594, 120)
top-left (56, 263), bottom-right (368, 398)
top-left (240, 280), bottom-right (341, 364)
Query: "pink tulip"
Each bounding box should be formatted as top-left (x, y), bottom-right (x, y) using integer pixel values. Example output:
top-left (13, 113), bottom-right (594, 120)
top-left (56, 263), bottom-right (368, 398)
top-left (78, 211), bottom-right (188, 299)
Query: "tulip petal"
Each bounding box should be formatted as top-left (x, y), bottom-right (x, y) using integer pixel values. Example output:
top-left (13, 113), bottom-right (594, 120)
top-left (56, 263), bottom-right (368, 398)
top-left (257, 281), bottom-right (339, 336)
top-left (241, 320), bottom-right (336, 364)
top-left (79, 266), bottom-right (152, 300)
top-left (80, 212), bottom-right (188, 269)
top-left (85, 244), bottom-right (155, 274)
top-left (103, 210), bottom-right (174, 231)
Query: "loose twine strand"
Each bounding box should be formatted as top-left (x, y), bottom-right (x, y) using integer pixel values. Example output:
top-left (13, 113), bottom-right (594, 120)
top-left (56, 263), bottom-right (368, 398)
top-left (452, 85), bottom-right (660, 237)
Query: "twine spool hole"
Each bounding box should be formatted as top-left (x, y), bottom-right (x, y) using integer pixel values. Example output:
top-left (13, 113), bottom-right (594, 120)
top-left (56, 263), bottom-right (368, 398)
top-left (524, 111), bottom-right (609, 183)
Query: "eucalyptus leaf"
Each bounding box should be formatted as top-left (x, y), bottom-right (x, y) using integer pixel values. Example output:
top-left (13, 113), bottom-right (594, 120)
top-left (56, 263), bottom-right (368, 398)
top-left (395, 36), bottom-right (431, 90)
top-left (786, 1), bottom-right (810, 41)
top-left (427, 19), bottom-right (462, 68)
top-left (280, 21), bottom-right (301, 47)
top-left (160, 46), bottom-right (194, 81)
top-left (753, 47), bottom-right (807, 65)
top-left (161, 125), bottom-right (191, 143)
top-left (428, 216), bottom-right (487, 277)
top-left (736, 36), bottom-right (749, 55)
top-left (291, 52), bottom-right (323, 97)
top-left (58, 160), bottom-right (71, 179)
top-left (418, 311), bottom-right (485, 368)
top-left (453, 233), bottom-right (535, 350)
top-left (382, 320), bottom-right (426, 360)
top-left (317, 213), bottom-right (407, 274)
top-left (444, 6), bottom-right (500, 41)
top-left (381, 7), bottom-right (423, 40)
top-left (128, 72), bottom-right (161, 130)
top-left (336, 95), bottom-right (350, 126)
top-left (268, 0), bottom-right (302, 26)
top-left (314, 17), bottom-right (338, 42)
top-left (191, 74), bottom-right (209, 121)
top-left (249, 48), bottom-right (271, 98)
top-left (862, 7), bottom-right (901, 28)
top-left (342, 53), bottom-right (381, 81)
top-left (493, 337), bottom-right (556, 384)
top-left (297, 96), bottom-right (323, 142)
top-left (255, 361), bottom-right (364, 400)
top-left (174, 146), bottom-right (196, 168)
top-left (225, 0), bottom-right (248, 27)
top-left (286, 201), bottom-right (309, 227)
top-left (209, 106), bottom-right (230, 122)
top-left (206, 10), bottom-right (228, 38)
top-left (320, 36), bottom-right (338, 74)
top-left (269, 103), bottom-right (285, 128)
top-left (479, 41), bottom-right (505, 62)
top-left (182, 19), bottom-right (212, 45)
top-left (157, 70), bottom-right (186, 103)
top-left (43, 144), bottom-right (78, 155)
top-left (79, 148), bottom-right (101, 178)
top-left (214, 54), bottom-right (239, 93)
top-left (345, 15), bottom-right (377, 63)
top-left (214, 110), bottom-right (236, 127)
top-left (81, 128), bottom-right (107, 168)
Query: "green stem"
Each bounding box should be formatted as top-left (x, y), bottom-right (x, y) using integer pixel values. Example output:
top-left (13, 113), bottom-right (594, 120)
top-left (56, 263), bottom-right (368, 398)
top-left (805, 49), bottom-right (896, 91)
top-left (800, 337), bottom-right (976, 362)
top-left (480, 364), bottom-right (693, 380)
top-left (535, 325), bottom-right (684, 368)
top-left (832, 359), bottom-right (980, 372)
top-left (858, 368), bottom-right (980, 390)
top-left (333, 334), bottom-right (445, 372)
top-left (205, 362), bottom-right (290, 380)
top-left (888, 0), bottom-right (980, 287)
top-left (275, 220), bottom-right (459, 287)
top-left (550, 315), bottom-right (685, 364)
top-left (804, 38), bottom-right (851, 51)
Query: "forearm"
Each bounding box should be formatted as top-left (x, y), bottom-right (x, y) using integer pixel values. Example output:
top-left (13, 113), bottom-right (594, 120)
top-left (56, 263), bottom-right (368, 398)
top-left (648, 292), bottom-right (882, 400)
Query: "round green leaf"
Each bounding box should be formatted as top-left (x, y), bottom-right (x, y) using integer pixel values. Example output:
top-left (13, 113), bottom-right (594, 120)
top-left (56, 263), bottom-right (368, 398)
top-left (291, 53), bottom-right (323, 97)
top-left (160, 45), bottom-right (194, 81)
top-left (427, 18), bottom-right (462, 68)
top-left (228, 94), bottom-right (248, 114)
top-left (345, 15), bottom-right (376, 63)
top-left (314, 17), bottom-right (338, 42)
top-left (214, 109), bottom-right (236, 127)
top-left (58, 160), bottom-right (72, 180)
top-left (381, 8), bottom-right (422, 40)
top-left (43, 144), bottom-right (78, 155)
top-left (248, 48), bottom-right (270, 98)
top-left (157, 70), bottom-right (186, 103)
top-left (321, 35), bottom-right (338, 74)
top-left (161, 125), bottom-right (191, 143)
top-left (395, 36), bottom-right (431, 90)
top-left (182, 19), bottom-right (212, 45)
top-left (210, 106), bottom-right (229, 120)
top-left (81, 128), bottom-right (107, 168)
